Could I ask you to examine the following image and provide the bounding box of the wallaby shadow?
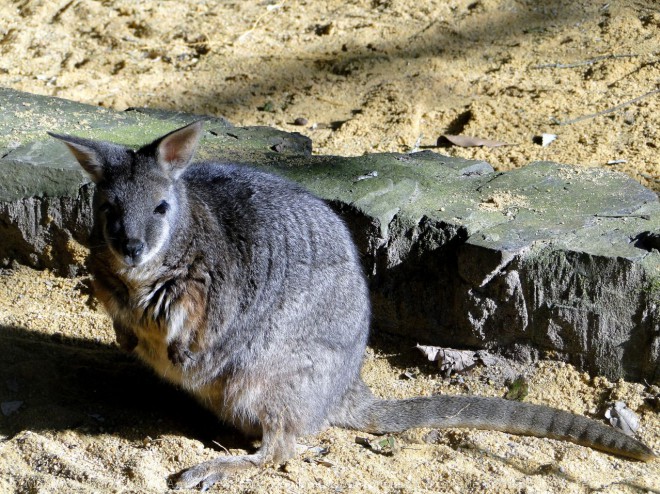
[0,325,250,450]
[0,321,436,437]
[0,321,446,469]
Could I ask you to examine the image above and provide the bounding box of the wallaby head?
[50,122,203,268]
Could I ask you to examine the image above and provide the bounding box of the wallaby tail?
[336,392,655,461]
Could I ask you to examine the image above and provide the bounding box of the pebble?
[293,117,308,126]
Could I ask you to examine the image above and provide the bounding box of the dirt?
[0,0,659,493]
[0,266,658,493]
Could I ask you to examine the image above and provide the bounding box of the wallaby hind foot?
[172,425,297,490]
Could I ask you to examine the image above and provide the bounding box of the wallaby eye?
[154,200,169,215]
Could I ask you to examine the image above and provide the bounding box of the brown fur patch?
[90,246,210,368]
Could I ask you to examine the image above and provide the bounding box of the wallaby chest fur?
[50,122,655,490]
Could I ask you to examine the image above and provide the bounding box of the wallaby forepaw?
[113,324,138,352]
[170,461,225,491]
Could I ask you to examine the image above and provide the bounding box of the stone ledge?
[0,88,658,382]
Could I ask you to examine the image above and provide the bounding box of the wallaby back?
[51,122,655,490]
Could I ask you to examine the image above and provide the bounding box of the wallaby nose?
[123,239,145,259]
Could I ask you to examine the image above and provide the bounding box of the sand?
[0,0,658,492]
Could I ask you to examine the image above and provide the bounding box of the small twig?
[607,59,660,88]
[531,54,638,70]
[211,440,232,455]
[272,471,298,485]
[124,34,226,53]
[409,19,445,42]
[236,1,286,43]
[475,172,505,192]
[594,214,651,220]
[556,88,660,126]
[316,96,346,107]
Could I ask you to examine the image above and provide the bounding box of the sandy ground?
[0,266,658,493]
[1,1,659,191]
[0,0,659,492]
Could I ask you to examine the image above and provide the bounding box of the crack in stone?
[475,172,506,192]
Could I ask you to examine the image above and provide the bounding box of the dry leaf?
[605,401,640,437]
[400,370,417,380]
[416,345,482,377]
[415,345,495,377]
[416,344,444,362]
[301,445,334,467]
[355,436,398,455]
[437,134,510,148]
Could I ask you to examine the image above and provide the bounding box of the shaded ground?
[0,0,659,492]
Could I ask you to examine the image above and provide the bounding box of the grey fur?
[50,123,656,490]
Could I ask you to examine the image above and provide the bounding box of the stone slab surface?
[0,88,658,382]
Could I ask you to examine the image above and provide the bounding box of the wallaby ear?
[48,132,106,183]
[155,121,204,178]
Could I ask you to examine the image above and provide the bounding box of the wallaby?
[50,122,655,490]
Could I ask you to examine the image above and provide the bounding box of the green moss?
[647,277,660,302]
